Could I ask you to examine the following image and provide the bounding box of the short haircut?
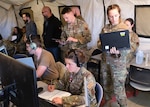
[26,35,42,48]
[43,6,51,13]
[61,7,72,15]
[22,12,31,18]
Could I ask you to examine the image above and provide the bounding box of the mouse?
[37,87,43,94]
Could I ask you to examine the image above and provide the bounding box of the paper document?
[38,90,71,101]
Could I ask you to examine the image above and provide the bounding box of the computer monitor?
[0,45,8,55]
[0,53,39,107]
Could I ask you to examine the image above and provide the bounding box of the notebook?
[99,30,130,52]
[38,89,71,101]
[16,57,35,69]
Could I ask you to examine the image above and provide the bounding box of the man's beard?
[24,20,28,24]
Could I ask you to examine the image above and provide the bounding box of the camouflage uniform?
[60,18,91,62]
[98,21,130,107]
[76,15,85,21]
[126,31,139,68]
[0,40,16,56]
[55,67,97,107]
[126,31,139,85]
[16,34,27,54]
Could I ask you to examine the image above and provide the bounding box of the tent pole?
[102,0,106,25]
[37,0,39,4]
[12,5,19,26]
[40,0,45,6]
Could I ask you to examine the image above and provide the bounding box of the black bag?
[129,65,150,86]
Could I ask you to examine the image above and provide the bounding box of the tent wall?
[0,0,150,50]
[0,7,17,39]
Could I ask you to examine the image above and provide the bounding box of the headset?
[29,35,37,50]
[71,49,80,67]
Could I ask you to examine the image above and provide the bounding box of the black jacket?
[42,14,62,48]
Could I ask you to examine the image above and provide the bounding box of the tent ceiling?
[0,0,33,6]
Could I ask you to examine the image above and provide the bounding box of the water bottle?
[136,50,144,64]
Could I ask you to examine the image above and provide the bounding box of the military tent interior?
[0,0,150,107]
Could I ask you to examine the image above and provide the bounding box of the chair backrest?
[56,61,67,80]
[129,65,150,91]
[95,82,103,107]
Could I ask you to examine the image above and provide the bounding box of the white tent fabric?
[0,7,17,39]
[0,0,150,50]
[0,1,12,10]
[0,0,33,6]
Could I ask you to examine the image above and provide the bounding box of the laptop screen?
[99,30,130,52]
[0,45,8,55]
[84,77,89,106]
[16,57,35,69]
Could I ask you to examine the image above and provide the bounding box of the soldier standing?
[98,4,130,107]
[22,12,37,41]
[58,7,91,63]
[42,6,62,62]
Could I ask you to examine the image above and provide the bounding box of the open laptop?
[0,45,8,55]
[99,30,130,52]
[16,57,35,69]
[84,77,89,107]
